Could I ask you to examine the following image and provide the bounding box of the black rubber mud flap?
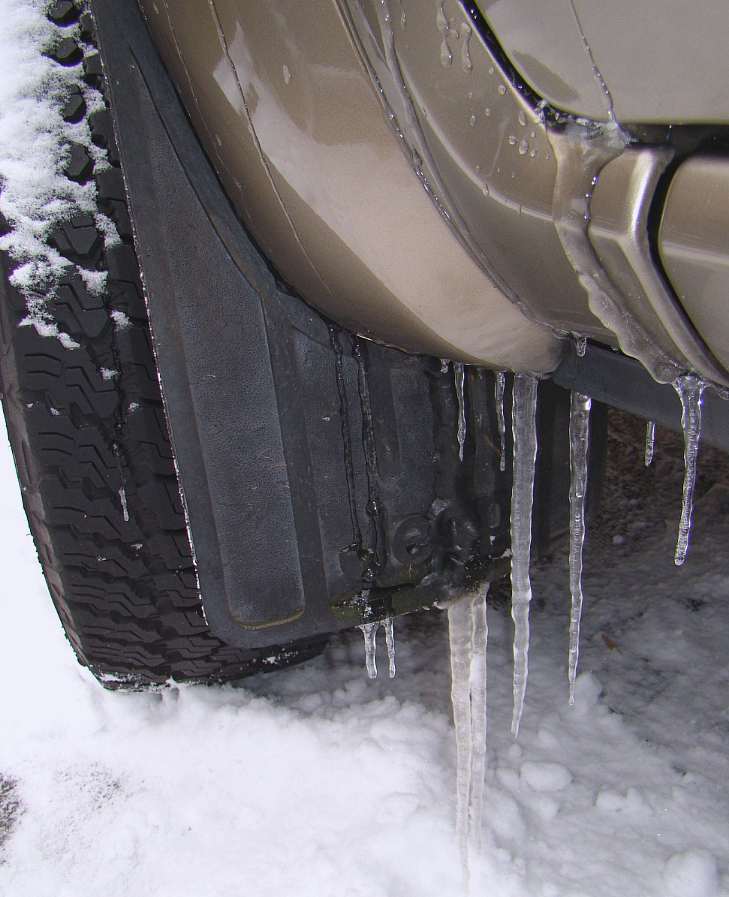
[91,0,581,650]
[93,0,336,646]
[0,1,330,685]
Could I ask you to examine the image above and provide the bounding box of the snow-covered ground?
[1,398,729,897]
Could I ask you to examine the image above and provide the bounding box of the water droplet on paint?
[518,110,527,127]
[460,23,473,73]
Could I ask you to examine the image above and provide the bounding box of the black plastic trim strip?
[554,344,729,452]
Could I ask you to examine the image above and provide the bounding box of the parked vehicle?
[1,0,727,687]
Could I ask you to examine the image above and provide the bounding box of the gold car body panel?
[482,0,729,125]
[659,157,729,373]
[140,0,563,370]
[139,0,729,385]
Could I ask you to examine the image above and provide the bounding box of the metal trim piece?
[554,345,729,452]
[588,146,729,386]
[659,155,729,375]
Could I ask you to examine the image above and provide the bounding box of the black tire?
[0,2,327,688]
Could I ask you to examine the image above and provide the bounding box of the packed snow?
[2,405,729,896]
[0,0,115,333]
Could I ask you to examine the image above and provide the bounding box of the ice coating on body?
[568,391,591,704]
[454,362,466,461]
[495,371,506,472]
[673,375,705,566]
[645,420,656,467]
[510,373,538,737]
[447,585,489,886]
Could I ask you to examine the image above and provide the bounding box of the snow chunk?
[520,761,572,792]
[595,787,652,815]
[110,309,132,331]
[79,268,108,296]
[569,671,602,714]
[58,331,80,350]
[663,849,719,897]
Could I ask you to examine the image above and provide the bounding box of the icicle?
[118,485,129,522]
[440,357,451,373]
[673,375,706,566]
[575,334,587,357]
[454,362,467,461]
[448,598,472,884]
[447,584,489,886]
[495,372,506,472]
[469,591,488,853]
[644,420,656,467]
[510,373,538,736]
[359,619,396,679]
[359,622,378,678]
[383,617,396,678]
[567,391,591,704]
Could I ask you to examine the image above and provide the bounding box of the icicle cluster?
[567,392,591,703]
[509,373,538,736]
[447,585,489,887]
[358,618,396,678]
[673,375,705,566]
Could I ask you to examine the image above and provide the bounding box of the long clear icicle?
[495,372,507,471]
[673,375,705,566]
[469,593,488,853]
[510,373,538,737]
[568,391,591,704]
[448,598,473,884]
[447,584,489,887]
[644,421,655,467]
[454,362,467,461]
[383,617,396,678]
